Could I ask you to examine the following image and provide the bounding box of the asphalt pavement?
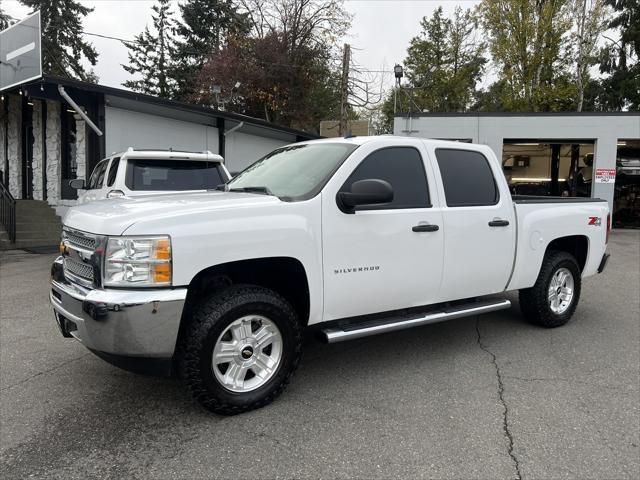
[1,231,638,479]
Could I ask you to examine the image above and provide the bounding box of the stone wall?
[45,100,61,205]
[74,115,86,182]
[0,101,6,182]
[7,95,22,198]
[31,100,44,200]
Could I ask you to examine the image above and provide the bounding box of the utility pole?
[339,43,350,137]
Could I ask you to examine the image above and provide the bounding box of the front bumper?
[50,256,187,375]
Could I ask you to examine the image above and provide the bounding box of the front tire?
[519,251,582,328]
[178,285,302,415]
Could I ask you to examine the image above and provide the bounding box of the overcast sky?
[2,0,481,93]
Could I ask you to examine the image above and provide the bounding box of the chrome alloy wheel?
[212,315,283,393]
[548,267,575,314]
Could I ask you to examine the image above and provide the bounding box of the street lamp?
[393,64,404,115]
[394,64,404,84]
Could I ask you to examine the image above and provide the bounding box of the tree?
[479,0,575,111]
[191,0,351,132]
[403,7,486,112]
[20,0,97,80]
[123,0,177,98]
[598,0,640,110]
[570,0,609,111]
[0,2,15,30]
[172,0,250,99]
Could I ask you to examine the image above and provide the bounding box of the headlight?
[104,236,172,287]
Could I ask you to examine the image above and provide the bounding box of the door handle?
[488,219,510,227]
[412,224,439,232]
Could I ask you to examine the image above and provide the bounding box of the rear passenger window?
[341,147,430,209]
[106,157,121,187]
[435,149,498,206]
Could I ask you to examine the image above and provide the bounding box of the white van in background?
[70,148,230,204]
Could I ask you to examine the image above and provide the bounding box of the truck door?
[321,144,444,321]
[432,147,516,300]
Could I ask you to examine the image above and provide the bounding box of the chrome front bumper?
[50,257,187,371]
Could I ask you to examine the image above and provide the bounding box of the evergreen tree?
[123,0,177,98]
[1,2,15,30]
[403,6,486,112]
[598,0,640,109]
[20,0,98,80]
[173,0,249,98]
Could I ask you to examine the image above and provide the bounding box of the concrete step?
[3,200,63,250]
[16,221,60,229]
[0,238,60,251]
[16,231,61,241]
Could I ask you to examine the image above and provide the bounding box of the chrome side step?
[320,299,511,343]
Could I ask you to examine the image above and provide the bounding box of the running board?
[320,299,511,343]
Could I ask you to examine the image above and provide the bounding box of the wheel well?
[546,235,588,271]
[181,257,311,327]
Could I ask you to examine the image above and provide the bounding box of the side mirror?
[69,179,86,190]
[337,178,394,212]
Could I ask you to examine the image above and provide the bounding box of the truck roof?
[298,135,483,150]
[109,148,224,162]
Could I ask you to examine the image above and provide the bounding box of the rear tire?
[178,285,302,415]
[519,251,581,328]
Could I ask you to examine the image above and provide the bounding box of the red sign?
[595,168,616,183]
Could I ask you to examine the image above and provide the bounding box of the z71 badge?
[588,216,602,226]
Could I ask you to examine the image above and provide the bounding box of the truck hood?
[63,191,281,235]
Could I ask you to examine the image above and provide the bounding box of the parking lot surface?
[1,231,638,479]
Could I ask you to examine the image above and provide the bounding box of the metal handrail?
[0,177,16,243]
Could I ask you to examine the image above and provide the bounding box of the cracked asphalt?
[1,230,639,479]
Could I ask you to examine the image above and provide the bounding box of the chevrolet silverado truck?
[50,136,611,415]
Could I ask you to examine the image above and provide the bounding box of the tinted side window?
[435,149,498,207]
[106,157,121,187]
[87,160,108,189]
[340,147,430,209]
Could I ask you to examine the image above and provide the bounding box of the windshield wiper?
[227,186,275,196]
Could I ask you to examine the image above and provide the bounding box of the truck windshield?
[125,159,225,191]
[226,143,358,200]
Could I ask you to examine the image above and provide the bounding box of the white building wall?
[105,107,219,156]
[394,114,640,209]
[224,131,290,173]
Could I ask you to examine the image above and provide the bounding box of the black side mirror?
[337,179,394,213]
[69,179,86,190]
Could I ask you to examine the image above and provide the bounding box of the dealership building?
[0,75,318,248]
[394,112,640,228]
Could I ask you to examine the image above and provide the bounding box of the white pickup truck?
[70,149,229,204]
[50,136,610,415]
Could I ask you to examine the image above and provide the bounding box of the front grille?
[64,229,96,251]
[64,257,94,283]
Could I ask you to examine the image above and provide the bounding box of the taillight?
[606,213,611,244]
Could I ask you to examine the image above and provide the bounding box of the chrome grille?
[64,257,94,283]
[63,229,96,252]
